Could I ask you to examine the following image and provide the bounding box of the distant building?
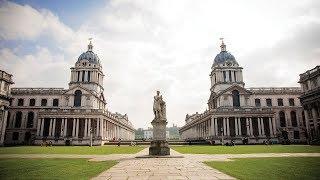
[180,40,306,144]
[299,66,320,142]
[143,127,169,140]
[0,70,14,146]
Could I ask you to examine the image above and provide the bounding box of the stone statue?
[153,91,166,121]
[149,90,170,156]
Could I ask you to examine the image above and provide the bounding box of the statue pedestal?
[149,119,170,156]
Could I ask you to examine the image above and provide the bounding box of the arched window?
[232,90,240,107]
[26,112,34,128]
[15,111,22,128]
[74,90,82,107]
[291,111,298,127]
[279,111,286,127]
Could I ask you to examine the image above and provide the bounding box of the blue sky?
[11,0,102,29]
[0,0,319,128]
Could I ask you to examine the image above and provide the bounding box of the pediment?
[216,84,252,98]
[63,85,93,95]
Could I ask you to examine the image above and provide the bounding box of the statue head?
[156,91,160,95]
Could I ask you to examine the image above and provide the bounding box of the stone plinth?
[149,119,170,156]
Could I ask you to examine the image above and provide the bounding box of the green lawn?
[0,146,144,155]
[0,158,117,179]
[205,157,320,180]
[172,145,320,154]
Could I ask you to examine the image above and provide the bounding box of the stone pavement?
[93,148,235,180]
[1,148,320,180]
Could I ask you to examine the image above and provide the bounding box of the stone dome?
[213,40,238,66]
[213,51,238,65]
[77,51,100,64]
[77,40,100,65]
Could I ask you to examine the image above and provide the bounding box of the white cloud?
[0,0,319,128]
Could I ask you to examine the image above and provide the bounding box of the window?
[266,99,272,107]
[294,131,300,139]
[53,99,59,107]
[18,98,24,106]
[29,99,35,106]
[223,71,226,82]
[41,99,47,106]
[277,98,284,106]
[12,132,19,140]
[232,90,240,107]
[289,98,295,106]
[279,111,286,127]
[255,99,261,107]
[74,90,82,107]
[26,112,34,128]
[291,111,298,127]
[229,70,232,82]
[15,111,22,128]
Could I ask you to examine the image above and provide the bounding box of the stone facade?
[4,41,135,145]
[0,70,14,146]
[299,66,320,142]
[179,41,306,144]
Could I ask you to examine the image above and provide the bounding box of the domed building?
[180,40,306,144]
[4,41,135,145]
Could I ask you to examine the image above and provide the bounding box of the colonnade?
[181,116,277,140]
[36,117,134,140]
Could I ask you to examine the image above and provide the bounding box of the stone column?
[36,118,41,136]
[76,118,79,138]
[238,118,242,136]
[96,119,99,137]
[79,71,83,82]
[269,117,273,137]
[64,118,68,137]
[249,118,253,136]
[261,118,265,136]
[48,118,53,137]
[88,118,91,137]
[272,117,276,135]
[223,118,226,136]
[214,118,218,136]
[258,118,262,136]
[72,118,76,137]
[0,110,8,144]
[226,117,230,136]
[84,71,88,82]
[106,121,109,140]
[100,118,103,138]
[246,117,250,136]
[235,117,238,136]
[211,117,215,136]
[60,118,65,137]
[40,118,44,137]
[84,119,88,137]
[52,118,56,137]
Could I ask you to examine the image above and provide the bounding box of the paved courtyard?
[1,147,320,180]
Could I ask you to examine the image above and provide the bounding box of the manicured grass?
[0,146,144,155]
[0,158,117,179]
[205,157,320,180]
[172,145,320,154]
